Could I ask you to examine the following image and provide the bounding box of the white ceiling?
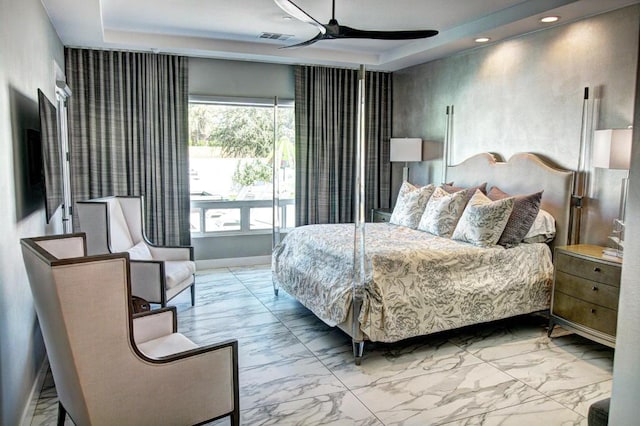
[41,0,639,71]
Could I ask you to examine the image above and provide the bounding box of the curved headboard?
[446,153,574,251]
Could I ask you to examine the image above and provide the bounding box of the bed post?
[352,64,367,365]
[272,95,281,297]
[352,297,365,365]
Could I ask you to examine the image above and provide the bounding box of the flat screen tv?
[37,89,63,223]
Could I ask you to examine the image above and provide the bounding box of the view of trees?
[189,103,295,188]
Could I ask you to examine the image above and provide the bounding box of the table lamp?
[390,138,422,182]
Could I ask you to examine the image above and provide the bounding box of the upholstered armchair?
[21,233,239,426]
[76,196,195,307]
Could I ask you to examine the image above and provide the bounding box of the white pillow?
[417,187,468,237]
[522,209,556,243]
[390,182,435,229]
[127,241,153,260]
[452,190,515,247]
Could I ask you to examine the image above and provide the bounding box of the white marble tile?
[552,380,612,417]
[321,336,485,389]
[196,270,239,283]
[441,397,585,425]
[253,289,309,312]
[196,267,233,279]
[229,265,272,281]
[178,292,271,320]
[353,362,545,425]
[240,356,347,408]
[285,316,353,359]
[489,346,613,398]
[240,391,382,425]
[234,330,315,368]
[179,311,285,342]
[271,305,318,328]
[448,318,586,362]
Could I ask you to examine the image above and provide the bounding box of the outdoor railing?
[190,197,295,235]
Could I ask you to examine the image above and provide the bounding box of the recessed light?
[475,37,491,43]
[540,16,560,23]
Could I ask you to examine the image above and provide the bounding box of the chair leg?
[57,401,66,426]
[190,283,195,306]
[230,411,240,426]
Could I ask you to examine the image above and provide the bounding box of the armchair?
[76,196,195,307]
[21,233,239,426]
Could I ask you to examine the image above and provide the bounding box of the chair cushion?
[164,261,196,289]
[136,333,198,358]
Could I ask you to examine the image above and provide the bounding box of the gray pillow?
[487,186,543,247]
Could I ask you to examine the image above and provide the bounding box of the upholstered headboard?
[446,153,574,251]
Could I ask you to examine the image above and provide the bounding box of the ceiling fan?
[274,0,439,48]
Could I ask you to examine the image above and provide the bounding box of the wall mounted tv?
[37,89,63,223]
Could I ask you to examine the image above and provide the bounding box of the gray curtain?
[65,48,190,245]
[295,65,391,225]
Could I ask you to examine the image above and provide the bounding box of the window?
[188,97,295,235]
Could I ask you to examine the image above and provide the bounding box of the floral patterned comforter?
[272,223,553,342]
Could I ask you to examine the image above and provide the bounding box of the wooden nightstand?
[370,208,392,223]
[548,244,622,347]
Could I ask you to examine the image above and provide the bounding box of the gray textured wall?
[0,0,65,423]
[610,34,640,424]
[188,58,295,260]
[393,5,639,246]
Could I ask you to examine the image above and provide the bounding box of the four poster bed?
[272,152,574,364]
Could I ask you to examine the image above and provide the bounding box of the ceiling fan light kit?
[274,0,438,48]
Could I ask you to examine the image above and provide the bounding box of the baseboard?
[20,356,49,426]
[196,255,271,270]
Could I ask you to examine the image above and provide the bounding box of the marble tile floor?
[30,265,614,425]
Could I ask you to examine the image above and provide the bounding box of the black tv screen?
[37,89,63,223]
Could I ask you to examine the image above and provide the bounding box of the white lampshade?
[593,129,633,170]
[390,138,422,162]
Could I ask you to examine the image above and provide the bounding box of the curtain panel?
[65,48,190,245]
[294,65,391,225]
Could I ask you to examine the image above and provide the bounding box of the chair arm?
[154,339,238,364]
[127,339,240,423]
[147,245,194,261]
[132,307,177,344]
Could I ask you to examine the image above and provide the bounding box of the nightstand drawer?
[553,292,617,336]
[554,271,619,310]
[555,252,621,286]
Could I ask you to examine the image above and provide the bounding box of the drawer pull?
[592,286,598,291]
[593,267,601,272]
[591,308,596,314]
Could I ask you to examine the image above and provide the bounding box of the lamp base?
[402,164,409,182]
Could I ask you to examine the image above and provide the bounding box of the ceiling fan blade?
[274,0,327,35]
[338,25,438,40]
[280,32,326,49]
